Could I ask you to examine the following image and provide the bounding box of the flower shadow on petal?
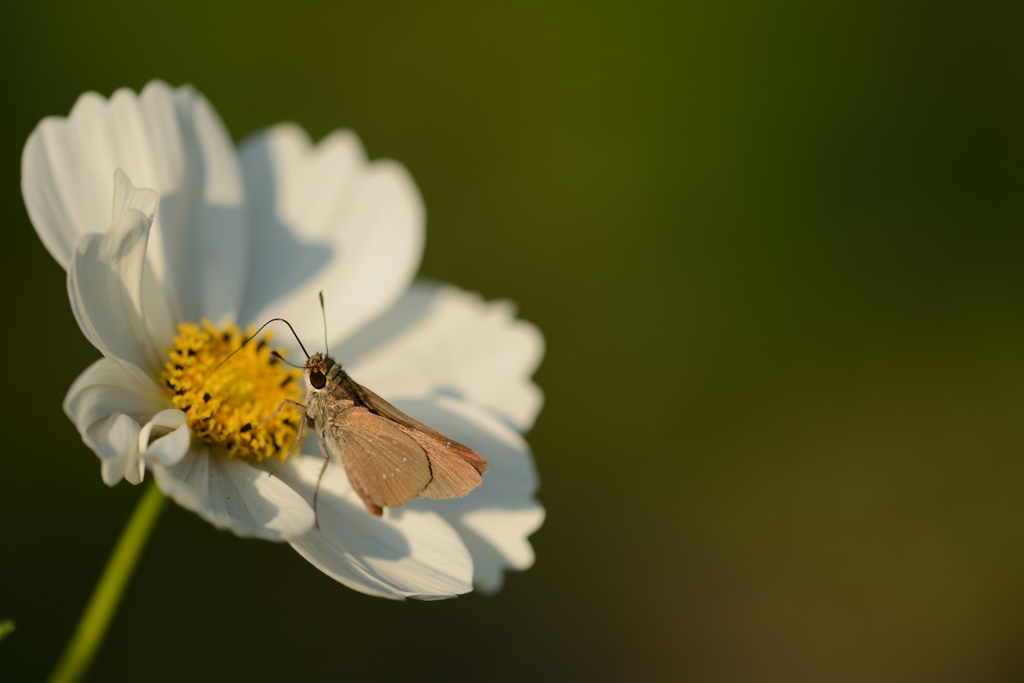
[276,456,412,560]
[153,450,315,540]
[235,136,332,323]
[155,193,255,324]
[315,479,413,561]
[334,282,444,365]
[130,82,250,326]
[285,451,475,598]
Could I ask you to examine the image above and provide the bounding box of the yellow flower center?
[160,321,305,461]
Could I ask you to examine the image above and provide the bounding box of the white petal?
[398,397,544,593]
[22,80,247,323]
[67,197,163,379]
[112,168,158,223]
[150,448,315,541]
[112,168,177,353]
[64,357,171,432]
[343,281,545,431]
[91,413,145,487]
[279,454,473,600]
[237,124,423,350]
[137,409,190,467]
[63,357,171,486]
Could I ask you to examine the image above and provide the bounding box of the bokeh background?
[2,3,1024,681]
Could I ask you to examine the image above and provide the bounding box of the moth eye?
[309,370,327,389]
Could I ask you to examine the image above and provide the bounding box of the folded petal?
[64,355,172,487]
[90,413,145,487]
[149,448,315,541]
[342,281,545,431]
[64,357,171,432]
[397,397,544,593]
[137,409,190,467]
[67,191,164,379]
[279,454,473,600]
[237,124,424,350]
[86,409,190,487]
[112,167,158,224]
[22,80,247,324]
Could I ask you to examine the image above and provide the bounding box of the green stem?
[48,481,167,683]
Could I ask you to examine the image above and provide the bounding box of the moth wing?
[405,427,484,500]
[327,407,432,510]
[351,382,489,500]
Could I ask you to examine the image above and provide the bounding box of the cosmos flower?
[22,80,544,599]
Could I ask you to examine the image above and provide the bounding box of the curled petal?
[343,281,544,431]
[64,358,171,486]
[149,448,315,541]
[278,454,474,600]
[22,80,247,324]
[67,183,164,380]
[91,413,145,487]
[138,409,190,467]
[111,168,158,224]
[237,124,424,350]
[64,357,170,429]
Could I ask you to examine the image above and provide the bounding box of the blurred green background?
[2,3,1024,681]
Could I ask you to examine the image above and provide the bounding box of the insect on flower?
[28,81,544,597]
[222,294,488,523]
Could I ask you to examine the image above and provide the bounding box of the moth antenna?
[271,351,305,369]
[319,291,328,357]
[203,318,311,385]
[266,318,312,359]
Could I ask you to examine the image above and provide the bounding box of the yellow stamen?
[160,321,304,462]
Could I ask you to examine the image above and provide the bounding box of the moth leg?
[311,436,333,530]
[268,417,305,477]
[257,399,306,426]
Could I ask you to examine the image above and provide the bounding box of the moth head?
[304,352,338,391]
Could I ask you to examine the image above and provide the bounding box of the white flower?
[22,80,544,599]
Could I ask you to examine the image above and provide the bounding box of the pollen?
[160,321,304,462]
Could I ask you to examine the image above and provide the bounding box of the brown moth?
[247,298,487,521]
[295,350,489,517]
